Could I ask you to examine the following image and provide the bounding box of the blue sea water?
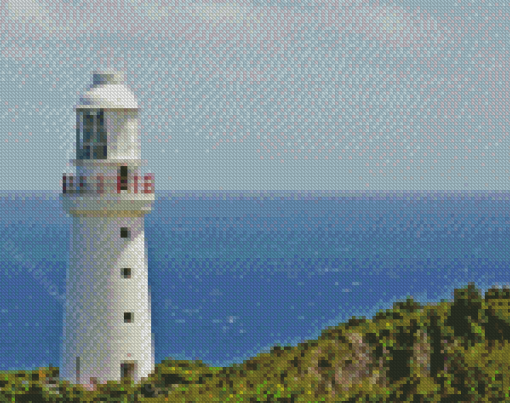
[0,190,509,373]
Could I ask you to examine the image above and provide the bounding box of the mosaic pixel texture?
[0,0,509,397]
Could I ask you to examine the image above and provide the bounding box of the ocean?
[0,190,509,372]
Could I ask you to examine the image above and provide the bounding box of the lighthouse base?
[60,213,155,389]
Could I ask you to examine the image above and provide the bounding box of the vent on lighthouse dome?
[93,71,125,85]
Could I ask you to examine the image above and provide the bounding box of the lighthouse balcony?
[62,173,154,195]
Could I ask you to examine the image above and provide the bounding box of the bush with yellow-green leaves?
[2,283,510,401]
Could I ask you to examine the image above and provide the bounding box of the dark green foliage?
[485,313,510,345]
[427,309,445,379]
[375,310,404,321]
[439,396,467,402]
[385,319,420,384]
[161,372,187,386]
[5,283,510,401]
[6,384,46,402]
[446,283,485,345]
[140,381,159,398]
[393,296,423,313]
[484,285,510,301]
[317,358,331,369]
[483,285,510,350]
[347,316,368,327]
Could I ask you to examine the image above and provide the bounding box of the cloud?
[2,0,440,49]
[4,0,57,33]
[6,0,48,19]
[126,1,262,33]
[190,3,261,32]
[378,11,405,34]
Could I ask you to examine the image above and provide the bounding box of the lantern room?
[74,71,141,161]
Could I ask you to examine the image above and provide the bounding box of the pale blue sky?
[0,0,508,191]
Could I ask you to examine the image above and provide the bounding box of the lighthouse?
[60,71,155,389]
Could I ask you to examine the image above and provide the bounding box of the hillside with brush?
[2,283,510,401]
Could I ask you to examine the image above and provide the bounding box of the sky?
[0,0,508,191]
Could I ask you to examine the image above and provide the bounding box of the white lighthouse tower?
[60,71,155,389]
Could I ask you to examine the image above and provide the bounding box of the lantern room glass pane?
[77,109,107,160]
[93,110,107,159]
[76,112,82,160]
[83,112,94,144]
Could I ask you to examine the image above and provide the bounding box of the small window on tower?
[124,312,134,323]
[120,227,130,238]
[121,362,135,380]
[121,268,132,278]
[120,166,128,191]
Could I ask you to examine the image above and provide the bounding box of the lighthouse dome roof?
[75,70,138,110]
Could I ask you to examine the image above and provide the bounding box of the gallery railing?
[62,174,155,194]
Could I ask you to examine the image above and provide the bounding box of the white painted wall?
[61,215,154,386]
[105,111,141,161]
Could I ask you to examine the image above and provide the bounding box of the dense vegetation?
[3,283,510,401]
